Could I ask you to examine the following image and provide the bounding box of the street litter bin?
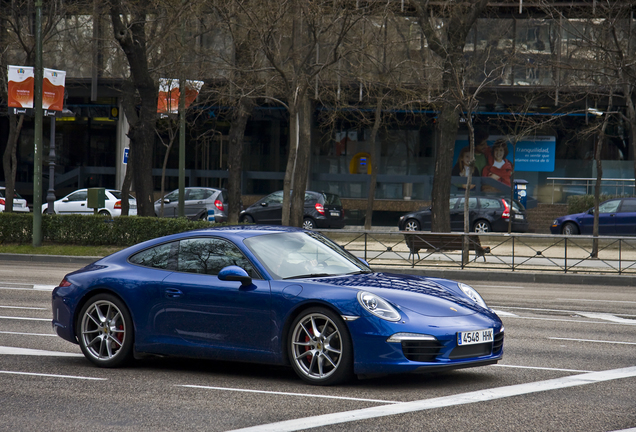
[513,179,528,208]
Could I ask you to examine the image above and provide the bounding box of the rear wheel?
[302,218,316,230]
[288,307,353,386]
[404,219,421,231]
[242,214,254,223]
[473,220,491,233]
[562,222,579,235]
[77,294,134,368]
[98,210,111,217]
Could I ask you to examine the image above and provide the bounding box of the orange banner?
[8,66,34,109]
[42,68,66,111]
[157,78,204,115]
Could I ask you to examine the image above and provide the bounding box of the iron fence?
[319,229,636,275]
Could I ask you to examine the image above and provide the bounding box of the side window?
[129,242,177,270]
[449,198,459,208]
[68,191,87,201]
[264,191,284,205]
[619,200,636,213]
[456,198,478,209]
[188,189,212,200]
[599,200,621,213]
[480,198,501,209]
[178,238,257,277]
[165,191,179,201]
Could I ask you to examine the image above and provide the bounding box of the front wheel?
[302,218,316,230]
[288,307,353,386]
[473,220,491,233]
[241,214,254,224]
[77,294,134,368]
[562,222,579,235]
[404,219,421,231]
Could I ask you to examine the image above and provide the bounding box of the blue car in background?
[52,226,503,386]
[550,198,636,235]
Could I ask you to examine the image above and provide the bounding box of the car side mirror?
[164,199,170,204]
[261,202,268,207]
[62,198,69,202]
[587,208,594,215]
[358,257,370,267]
[218,266,252,287]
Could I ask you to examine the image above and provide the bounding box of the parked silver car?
[154,187,228,222]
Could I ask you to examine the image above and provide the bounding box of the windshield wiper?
[346,270,372,275]
[284,273,333,280]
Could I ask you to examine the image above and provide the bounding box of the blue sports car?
[52,226,504,385]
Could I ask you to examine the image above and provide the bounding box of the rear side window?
[129,242,177,270]
[178,238,257,277]
[620,199,636,213]
[480,198,501,209]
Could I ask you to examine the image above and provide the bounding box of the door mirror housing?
[218,266,252,287]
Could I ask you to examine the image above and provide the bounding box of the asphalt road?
[0,260,634,432]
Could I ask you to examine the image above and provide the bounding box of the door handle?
[165,288,183,298]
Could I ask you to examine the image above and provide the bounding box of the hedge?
[566,194,619,214]
[0,213,224,246]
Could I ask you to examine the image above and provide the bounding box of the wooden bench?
[404,233,490,262]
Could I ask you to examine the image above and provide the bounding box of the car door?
[253,191,284,224]
[59,190,90,214]
[157,237,272,353]
[184,188,213,219]
[614,199,636,235]
[453,197,477,231]
[160,190,180,217]
[579,199,620,235]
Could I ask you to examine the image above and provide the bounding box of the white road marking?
[0,346,83,357]
[549,337,636,346]
[493,364,593,373]
[34,285,56,291]
[0,305,47,310]
[498,315,630,325]
[577,312,636,325]
[491,305,636,317]
[180,385,401,404]
[558,298,636,304]
[227,366,636,432]
[0,316,50,322]
[491,309,518,317]
[0,370,104,380]
[0,331,57,337]
[473,285,526,289]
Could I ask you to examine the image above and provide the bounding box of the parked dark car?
[154,187,229,222]
[550,197,636,235]
[240,190,345,230]
[398,196,529,233]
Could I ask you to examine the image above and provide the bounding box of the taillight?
[0,198,4,205]
[214,199,224,211]
[315,203,325,215]
[58,278,72,287]
[501,199,510,219]
[114,200,121,209]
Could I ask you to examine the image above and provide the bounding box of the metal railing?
[547,177,636,204]
[320,229,636,275]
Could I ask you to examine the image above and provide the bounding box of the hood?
[314,272,480,317]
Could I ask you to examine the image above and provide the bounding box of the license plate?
[330,211,340,217]
[515,214,524,220]
[457,328,493,346]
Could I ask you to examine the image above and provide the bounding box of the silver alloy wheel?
[405,219,420,231]
[473,220,491,233]
[302,218,315,230]
[290,312,343,382]
[80,299,127,362]
[562,222,579,235]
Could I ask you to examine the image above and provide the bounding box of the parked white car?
[42,189,137,217]
[0,187,30,212]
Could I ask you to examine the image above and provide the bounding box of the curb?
[0,253,100,265]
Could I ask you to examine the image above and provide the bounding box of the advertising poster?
[42,68,66,112]
[8,66,34,111]
[157,78,204,116]
[453,135,555,187]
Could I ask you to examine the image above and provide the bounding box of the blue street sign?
[123,148,129,164]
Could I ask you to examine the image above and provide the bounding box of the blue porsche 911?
[52,226,504,385]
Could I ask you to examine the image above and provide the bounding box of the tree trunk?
[2,115,23,213]
[227,98,253,224]
[290,92,312,227]
[282,99,299,226]
[432,101,460,232]
[364,99,383,230]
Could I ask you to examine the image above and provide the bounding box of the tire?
[404,219,421,231]
[302,218,316,230]
[288,307,353,386]
[562,222,579,235]
[242,214,254,224]
[473,220,491,233]
[98,210,111,217]
[77,293,134,368]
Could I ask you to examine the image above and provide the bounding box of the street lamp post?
[46,108,73,214]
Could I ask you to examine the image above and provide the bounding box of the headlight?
[458,283,487,308]
[357,291,401,322]
[552,219,558,225]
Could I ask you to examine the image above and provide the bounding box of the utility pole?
[33,0,43,246]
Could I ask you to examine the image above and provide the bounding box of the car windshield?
[244,231,370,280]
